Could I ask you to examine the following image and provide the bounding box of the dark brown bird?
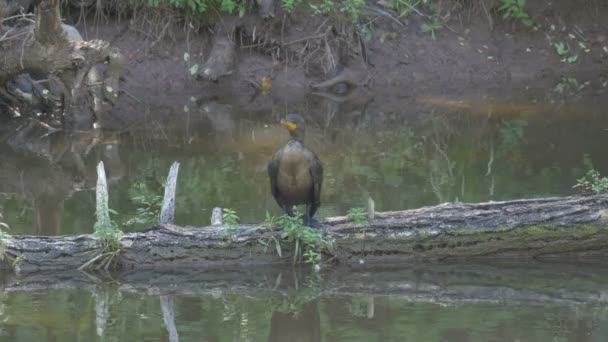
[268,114,323,227]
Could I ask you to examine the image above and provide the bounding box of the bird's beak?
[280,119,297,131]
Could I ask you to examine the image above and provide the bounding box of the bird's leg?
[282,204,296,217]
[303,203,321,228]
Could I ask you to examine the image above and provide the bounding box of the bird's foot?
[303,216,322,229]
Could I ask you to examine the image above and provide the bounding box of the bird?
[268,114,323,228]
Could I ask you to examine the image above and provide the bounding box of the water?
[2,94,608,341]
[1,261,608,341]
[1,95,608,235]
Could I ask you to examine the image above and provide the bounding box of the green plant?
[282,0,302,12]
[271,214,333,267]
[339,0,365,22]
[222,208,240,235]
[146,0,246,14]
[420,17,443,40]
[80,190,123,272]
[309,0,334,15]
[392,0,422,18]
[553,42,578,63]
[564,55,578,64]
[574,169,608,194]
[553,77,582,95]
[554,42,569,56]
[498,0,533,26]
[347,207,368,226]
[307,0,364,22]
[258,211,284,256]
[0,211,26,269]
[303,249,322,264]
[124,181,163,227]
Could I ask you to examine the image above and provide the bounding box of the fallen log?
[3,160,608,273]
[4,191,608,273]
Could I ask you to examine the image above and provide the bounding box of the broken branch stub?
[159,162,180,225]
[95,161,112,234]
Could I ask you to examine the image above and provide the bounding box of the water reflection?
[268,302,321,342]
[0,122,125,235]
[1,94,608,235]
[1,261,608,341]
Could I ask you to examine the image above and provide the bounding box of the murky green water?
[2,95,608,341]
[2,95,608,235]
[2,261,608,341]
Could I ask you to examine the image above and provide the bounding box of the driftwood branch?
[4,193,608,273]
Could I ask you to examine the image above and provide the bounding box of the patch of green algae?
[446,224,602,239]
[339,224,608,257]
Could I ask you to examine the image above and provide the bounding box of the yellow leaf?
[261,76,271,96]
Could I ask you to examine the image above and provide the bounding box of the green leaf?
[275,240,282,257]
[566,55,578,63]
[420,23,432,33]
[189,64,199,75]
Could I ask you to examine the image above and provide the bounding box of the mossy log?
[4,194,608,273]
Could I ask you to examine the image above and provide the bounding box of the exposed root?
[78,244,121,272]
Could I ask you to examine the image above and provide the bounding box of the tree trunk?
[4,194,608,273]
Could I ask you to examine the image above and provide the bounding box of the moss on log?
[3,194,608,273]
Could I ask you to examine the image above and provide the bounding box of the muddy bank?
[2,1,607,129]
[62,0,608,128]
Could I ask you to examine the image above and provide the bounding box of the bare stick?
[159,162,180,224]
[211,207,222,226]
[96,161,111,234]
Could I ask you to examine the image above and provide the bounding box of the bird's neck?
[289,133,305,142]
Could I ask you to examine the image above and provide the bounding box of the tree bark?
[4,194,608,273]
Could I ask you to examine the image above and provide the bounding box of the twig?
[281,14,287,46]
[397,0,426,17]
[0,28,14,41]
[314,18,330,35]
[0,30,29,43]
[0,13,34,23]
[19,31,29,69]
[480,0,493,31]
[362,6,404,27]
[283,34,326,46]
[119,89,143,103]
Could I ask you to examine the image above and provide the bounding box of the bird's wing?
[309,151,323,206]
[267,149,282,203]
